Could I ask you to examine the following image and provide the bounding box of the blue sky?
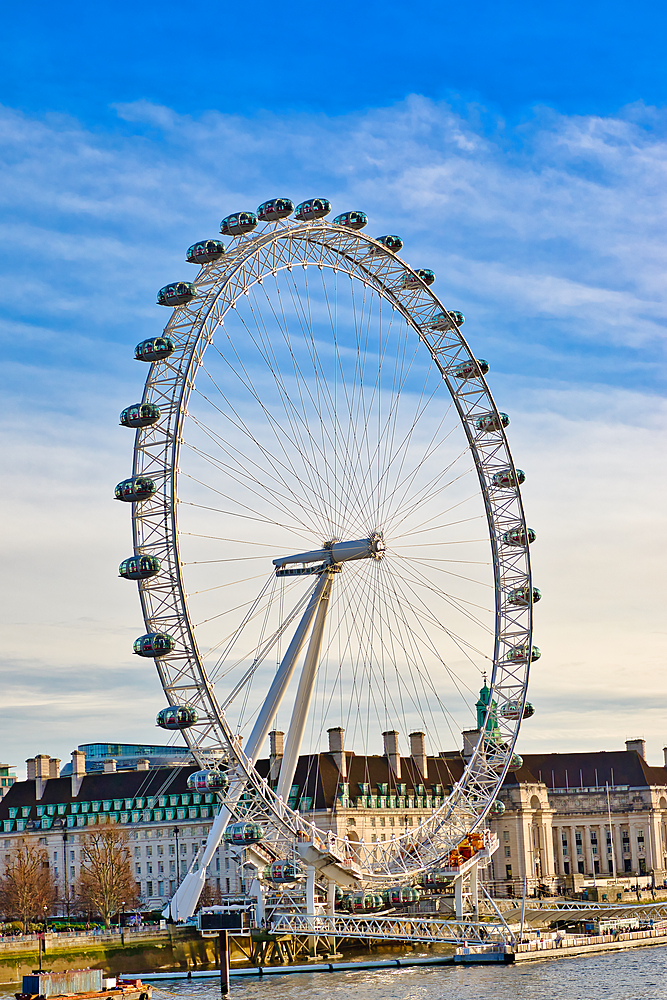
[4,0,667,124]
[1,1,666,773]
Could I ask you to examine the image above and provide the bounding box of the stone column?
[647,811,662,875]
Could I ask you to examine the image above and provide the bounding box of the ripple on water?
[120,945,667,1000]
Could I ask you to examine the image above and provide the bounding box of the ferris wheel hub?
[272,532,386,574]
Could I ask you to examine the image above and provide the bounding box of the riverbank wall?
[0,929,222,985]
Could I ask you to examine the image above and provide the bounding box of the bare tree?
[0,842,56,932]
[198,880,222,909]
[75,824,139,928]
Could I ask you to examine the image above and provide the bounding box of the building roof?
[508,750,667,790]
[2,746,664,826]
[0,765,198,818]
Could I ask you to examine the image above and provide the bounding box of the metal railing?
[270,912,511,946]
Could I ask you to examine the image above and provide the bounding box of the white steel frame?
[127,216,534,884]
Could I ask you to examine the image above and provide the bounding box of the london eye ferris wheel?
[116,197,538,918]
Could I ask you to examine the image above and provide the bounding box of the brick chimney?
[104,759,117,773]
[409,732,428,780]
[136,759,150,771]
[269,731,284,781]
[49,758,61,779]
[626,739,646,759]
[26,758,36,781]
[328,727,347,779]
[71,750,86,797]
[462,728,480,760]
[34,755,50,779]
[30,755,50,800]
[664,747,667,768]
[383,730,401,780]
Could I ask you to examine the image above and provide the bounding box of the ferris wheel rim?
[127,217,534,881]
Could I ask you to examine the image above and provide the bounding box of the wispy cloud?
[1,97,666,769]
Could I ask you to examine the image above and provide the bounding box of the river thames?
[145,946,667,1000]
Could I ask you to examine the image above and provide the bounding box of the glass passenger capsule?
[491,468,525,489]
[351,892,375,912]
[508,752,524,772]
[220,212,258,237]
[475,411,510,433]
[187,769,229,793]
[294,198,331,221]
[333,210,368,230]
[257,198,294,222]
[224,821,265,845]
[133,632,175,657]
[489,799,506,816]
[119,554,161,580]
[135,337,175,363]
[186,240,226,265]
[507,585,541,606]
[500,700,536,720]
[157,283,196,307]
[266,860,300,882]
[427,310,464,330]
[402,268,435,288]
[120,403,161,428]
[114,477,157,502]
[156,705,198,730]
[502,526,536,546]
[370,234,403,253]
[505,644,541,663]
[452,358,489,380]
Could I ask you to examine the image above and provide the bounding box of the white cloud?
[1,96,666,771]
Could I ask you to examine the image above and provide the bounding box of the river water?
[147,946,667,1000]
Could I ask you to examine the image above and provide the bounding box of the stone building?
[1,730,666,914]
[0,752,237,913]
[490,738,667,893]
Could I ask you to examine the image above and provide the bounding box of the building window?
[158,882,164,896]
[136,865,141,876]
[503,831,509,842]
[146,881,153,896]
[563,862,570,875]
[504,847,511,858]
[578,861,584,874]
[226,878,230,894]
[505,865,512,880]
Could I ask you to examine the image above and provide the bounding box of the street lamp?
[173,826,180,887]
